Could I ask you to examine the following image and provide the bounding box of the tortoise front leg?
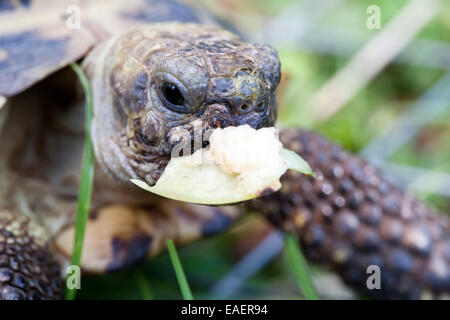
[248,129,450,299]
[0,209,63,300]
[54,202,241,273]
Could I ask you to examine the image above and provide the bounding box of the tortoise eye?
[162,83,185,106]
[156,73,193,113]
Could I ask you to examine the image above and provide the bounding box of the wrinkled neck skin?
[84,23,280,187]
[85,36,169,187]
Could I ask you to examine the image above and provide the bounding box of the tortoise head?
[85,23,281,186]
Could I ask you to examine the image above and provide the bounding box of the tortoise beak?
[167,101,270,158]
[201,103,240,129]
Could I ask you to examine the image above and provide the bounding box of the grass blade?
[284,232,319,300]
[166,239,194,300]
[134,269,153,300]
[66,63,95,300]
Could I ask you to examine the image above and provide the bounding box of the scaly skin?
[0,210,62,300]
[249,130,450,299]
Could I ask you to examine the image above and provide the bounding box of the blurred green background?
[79,0,450,299]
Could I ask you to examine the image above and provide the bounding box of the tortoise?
[0,0,449,300]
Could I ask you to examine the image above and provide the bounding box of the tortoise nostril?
[256,102,265,112]
[231,100,261,116]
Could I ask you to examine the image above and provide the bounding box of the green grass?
[66,63,95,300]
[134,269,153,300]
[167,239,194,300]
[284,233,319,300]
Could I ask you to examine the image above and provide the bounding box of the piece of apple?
[131,125,313,205]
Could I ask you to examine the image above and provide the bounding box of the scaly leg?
[248,129,450,299]
[0,209,62,299]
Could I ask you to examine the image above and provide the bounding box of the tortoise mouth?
[165,102,272,160]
